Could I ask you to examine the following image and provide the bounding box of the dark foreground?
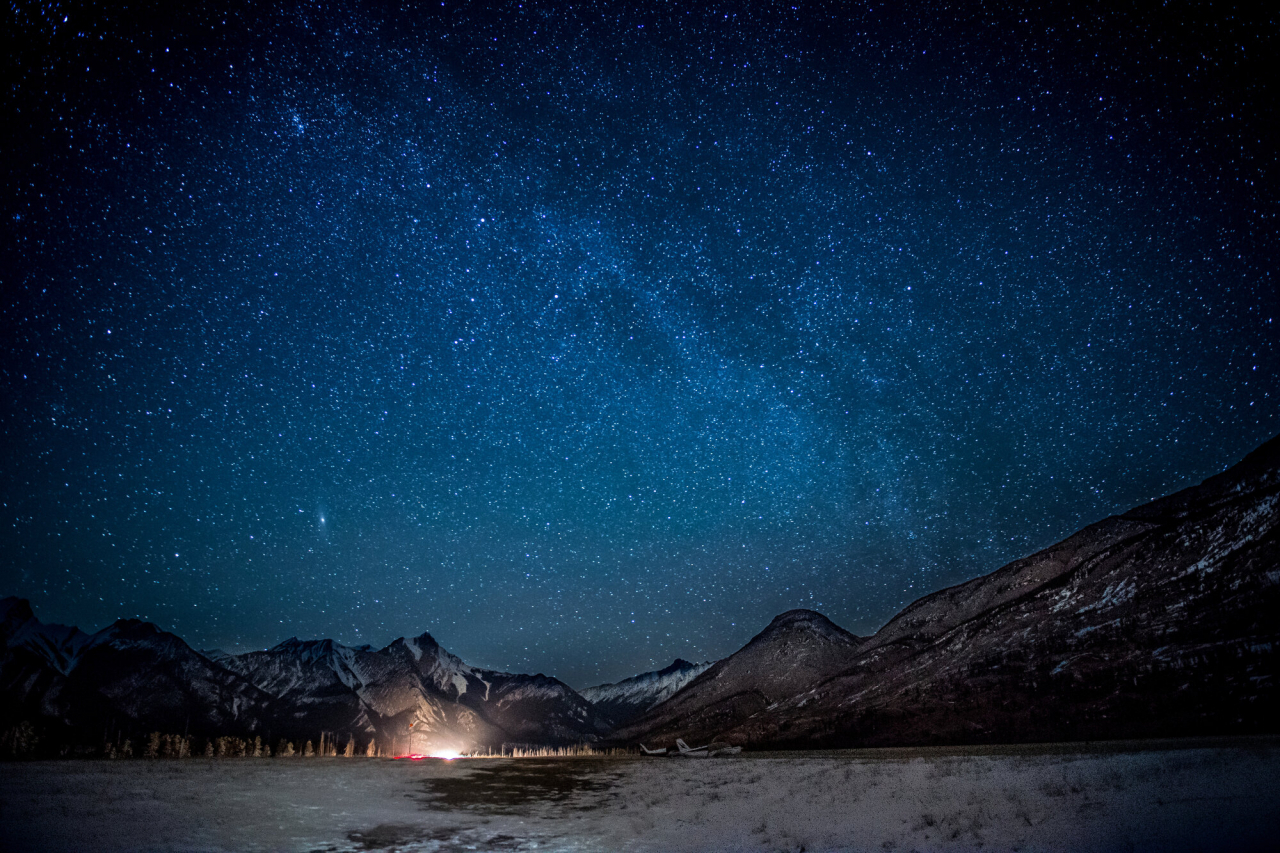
[2,739,1278,852]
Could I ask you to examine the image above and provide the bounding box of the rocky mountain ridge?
[622,434,1280,748]
[0,600,609,755]
[580,658,712,726]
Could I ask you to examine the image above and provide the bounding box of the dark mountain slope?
[0,601,273,743]
[613,609,863,744]
[627,435,1280,748]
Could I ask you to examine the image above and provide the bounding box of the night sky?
[3,1,1276,688]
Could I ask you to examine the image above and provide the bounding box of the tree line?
[0,720,386,760]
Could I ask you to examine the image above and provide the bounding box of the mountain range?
[3,434,1277,755]
[0,601,612,755]
[618,433,1280,748]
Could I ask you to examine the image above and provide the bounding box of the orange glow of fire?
[393,750,462,761]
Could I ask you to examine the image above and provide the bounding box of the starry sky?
[2,0,1277,688]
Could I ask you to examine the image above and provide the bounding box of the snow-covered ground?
[2,740,1277,852]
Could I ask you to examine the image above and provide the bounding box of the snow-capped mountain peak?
[581,658,713,725]
[0,597,92,675]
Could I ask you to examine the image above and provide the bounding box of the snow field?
[1,741,1277,852]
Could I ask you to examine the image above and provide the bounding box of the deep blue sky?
[3,0,1276,687]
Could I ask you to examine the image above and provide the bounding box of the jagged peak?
[83,618,186,656]
[616,659,709,684]
[409,630,441,652]
[0,596,36,643]
[384,632,471,678]
[272,636,338,649]
[583,659,710,692]
[101,617,163,636]
[382,631,442,661]
[408,632,475,676]
[0,595,34,622]
[266,636,352,665]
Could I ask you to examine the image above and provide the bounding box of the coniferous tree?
[365,739,376,758]
[303,740,315,757]
[121,738,133,758]
[0,721,40,758]
[145,732,162,759]
[343,736,354,757]
[203,740,214,758]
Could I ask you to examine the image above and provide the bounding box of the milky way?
[3,1,1276,686]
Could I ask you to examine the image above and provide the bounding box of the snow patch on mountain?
[1183,493,1277,577]
[6,616,91,675]
[581,659,712,724]
[494,682,570,706]
[403,633,479,699]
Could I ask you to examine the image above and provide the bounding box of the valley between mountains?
[3,435,1277,756]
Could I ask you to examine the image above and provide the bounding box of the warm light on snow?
[395,750,463,761]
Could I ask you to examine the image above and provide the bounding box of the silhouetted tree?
[2,721,40,758]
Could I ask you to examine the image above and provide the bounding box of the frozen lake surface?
[2,740,1278,852]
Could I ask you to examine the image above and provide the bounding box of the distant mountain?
[624,434,1280,748]
[580,659,712,725]
[0,601,609,755]
[222,630,609,752]
[0,599,274,744]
